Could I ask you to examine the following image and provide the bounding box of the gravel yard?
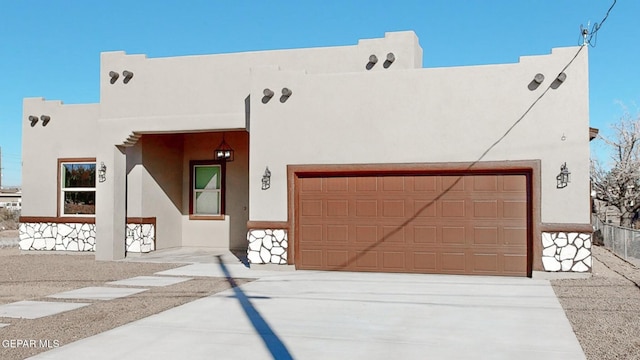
[0,231,250,359]
[552,245,640,360]
[1,229,640,359]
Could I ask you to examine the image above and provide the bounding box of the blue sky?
[0,0,636,187]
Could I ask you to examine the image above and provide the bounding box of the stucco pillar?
[96,145,127,260]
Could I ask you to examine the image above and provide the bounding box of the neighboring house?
[20,31,593,276]
[0,190,21,211]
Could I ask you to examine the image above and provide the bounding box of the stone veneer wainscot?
[19,222,155,253]
[247,229,288,264]
[541,232,592,272]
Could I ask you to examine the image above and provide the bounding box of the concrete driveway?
[32,255,585,360]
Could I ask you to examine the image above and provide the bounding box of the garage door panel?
[355,225,377,242]
[473,253,499,272]
[382,200,405,217]
[300,249,323,268]
[473,227,499,245]
[327,250,349,267]
[383,252,406,270]
[356,200,378,217]
[441,252,466,272]
[414,200,437,217]
[326,177,349,192]
[413,252,437,271]
[356,177,378,191]
[382,177,405,191]
[326,225,348,242]
[296,173,529,276]
[503,200,527,219]
[301,200,323,217]
[503,176,527,192]
[414,226,437,243]
[442,200,466,217]
[504,227,527,246]
[504,254,527,273]
[382,226,405,243]
[299,224,323,242]
[473,176,499,191]
[442,226,465,245]
[442,177,466,191]
[327,200,349,217]
[474,200,498,218]
[414,176,437,191]
[355,251,378,269]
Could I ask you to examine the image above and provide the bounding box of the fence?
[592,215,640,267]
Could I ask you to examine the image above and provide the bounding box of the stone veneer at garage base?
[18,222,155,253]
[246,229,593,274]
[541,232,592,272]
[247,229,288,265]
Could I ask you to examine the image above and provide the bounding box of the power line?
[475,0,615,164]
[583,0,617,47]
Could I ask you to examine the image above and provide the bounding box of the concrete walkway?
[31,251,585,360]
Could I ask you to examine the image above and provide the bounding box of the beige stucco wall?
[248,47,590,225]
[21,99,99,217]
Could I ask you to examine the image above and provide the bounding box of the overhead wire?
[585,0,617,47]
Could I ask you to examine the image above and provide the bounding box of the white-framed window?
[59,159,96,216]
[190,160,225,219]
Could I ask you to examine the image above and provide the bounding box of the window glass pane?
[195,191,220,215]
[63,191,96,214]
[63,163,96,188]
[195,166,220,190]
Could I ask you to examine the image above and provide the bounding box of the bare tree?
[591,108,640,227]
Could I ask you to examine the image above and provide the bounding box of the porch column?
[96,145,127,260]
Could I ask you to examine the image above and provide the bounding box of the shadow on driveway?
[216,256,293,360]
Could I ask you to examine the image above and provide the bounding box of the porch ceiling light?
[40,115,50,126]
[556,162,571,189]
[214,134,234,162]
[123,70,134,84]
[28,115,38,127]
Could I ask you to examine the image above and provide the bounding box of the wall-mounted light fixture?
[98,162,107,183]
[556,72,567,83]
[384,52,396,68]
[123,70,134,84]
[261,167,271,190]
[556,162,571,189]
[366,54,378,70]
[213,133,234,161]
[280,88,292,103]
[533,73,545,84]
[262,88,274,104]
[109,71,119,84]
[40,115,50,126]
[28,115,38,127]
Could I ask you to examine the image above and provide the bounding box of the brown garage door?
[295,173,529,276]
